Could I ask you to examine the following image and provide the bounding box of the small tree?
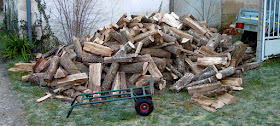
[184,0,218,23]
[52,0,105,44]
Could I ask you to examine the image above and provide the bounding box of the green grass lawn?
[8,58,280,126]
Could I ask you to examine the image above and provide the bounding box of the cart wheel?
[136,90,152,100]
[135,98,154,116]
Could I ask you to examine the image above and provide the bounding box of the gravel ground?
[0,61,28,126]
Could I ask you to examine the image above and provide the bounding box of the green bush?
[0,31,35,62]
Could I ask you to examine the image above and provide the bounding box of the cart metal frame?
[66,76,154,118]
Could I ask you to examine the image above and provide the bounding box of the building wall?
[174,0,222,27]
[222,0,260,15]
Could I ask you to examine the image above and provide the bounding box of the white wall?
[174,0,222,27]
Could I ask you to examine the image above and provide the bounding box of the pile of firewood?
[8,12,260,111]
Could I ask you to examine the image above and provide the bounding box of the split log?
[187,29,209,46]
[161,13,183,29]
[163,45,181,55]
[166,62,183,78]
[128,23,143,28]
[120,72,128,95]
[75,62,89,74]
[60,53,81,74]
[152,57,167,71]
[72,36,83,57]
[88,63,102,93]
[198,85,232,97]
[44,56,60,83]
[83,42,112,57]
[236,62,260,72]
[8,63,36,73]
[116,13,127,25]
[216,66,236,79]
[134,30,158,42]
[57,73,88,86]
[180,38,192,51]
[42,46,59,58]
[22,74,31,82]
[109,29,123,43]
[170,73,194,92]
[129,73,141,85]
[180,48,204,57]
[192,65,218,81]
[187,82,222,96]
[37,93,52,102]
[230,44,248,67]
[135,76,163,87]
[185,58,202,75]
[73,92,90,104]
[54,67,68,79]
[221,78,242,87]
[147,58,163,78]
[135,36,154,48]
[102,63,119,91]
[120,29,129,43]
[135,42,143,54]
[197,57,228,66]
[111,72,121,95]
[37,58,51,72]
[33,56,45,73]
[141,48,171,58]
[158,30,177,42]
[231,69,243,78]
[114,41,135,57]
[176,53,186,73]
[187,76,218,87]
[29,73,47,86]
[151,42,175,49]
[104,54,138,63]
[170,27,193,41]
[180,17,212,38]
[81,52,104,63]
[217,93,237,105]
[206,33,222,51]
[141,16,156,23]
[73,86,87,92]
[199,46,219,56]
[131,15,142,23]
[119,62,146,73]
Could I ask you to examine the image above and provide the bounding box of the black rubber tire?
[136,90,152,100]
[135,98,154,116]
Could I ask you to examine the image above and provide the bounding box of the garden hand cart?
[66,76,154,118]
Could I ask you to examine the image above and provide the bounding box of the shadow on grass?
[7,58,280,126]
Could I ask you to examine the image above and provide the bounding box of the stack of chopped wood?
[9,12,260,110]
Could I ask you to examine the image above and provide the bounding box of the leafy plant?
[0,31,35,62]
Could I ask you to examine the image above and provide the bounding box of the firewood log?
[216,66,236,79]
[197,57,228,66]
[60,53,81,74]
[81,52,104,63]
[72,36,83,57]
[187,82,222,96]
[88,63,102,93]
[57,73,88,86]
[102,63,119,91]
[170,73,194,92]
[236,62,260,72]
[54,67,68,79]
[192,65,218,81]
[29,73,47,86]
[169,27,193,41]
[206,33,222,51]
[83,42,112,57]
[134,30,158,42]
[114,41,135,57]
[44,56,60,83]
[141,48,171,58]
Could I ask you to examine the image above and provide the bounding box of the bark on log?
[170,27,193,41]
[116,13,127,25]
[170,73,194,92]
[181,38,192,51]
[166,62,183,78]
[119,62,145,73]
[187,82,222,96]
[147,58,163,78]
[37,58,51,72]
[22,74,31,82]
[180,17,212,38]
[57,73,88,86]
[163,45,181,55]
[187,29,209,46]
[198,85,232,97]
[43,46,59,58]
[176,53,186,73]
[102,63,120,91]
[151,42,175,49]
[44,56,60,83]
[216,66,236,79]
[60,53,81,74]
[72,36,83,57]
[158,30,177,42]
[187,76,218,87]
[135,36,154,48]
[8,63,36,73]
[199,46,219,56]
[81,52,104,63]
[141,16,156,23]
[152,57,167,71]
[230,44,249,67]
[120,72,128,95]
[83,42,112,57]
[192,65,218,81]
[109,29,123,43]
[111,72,121,95]
[180,48,204,57]
[114,41,135,57]
[141,48,171,58]
[29,73,47,86]
[104,54,138,63]
[197,57,228,66]
[135,42,143,54]
[221,77,242,87]
[134,30,158,42]
[206,33,222,51]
